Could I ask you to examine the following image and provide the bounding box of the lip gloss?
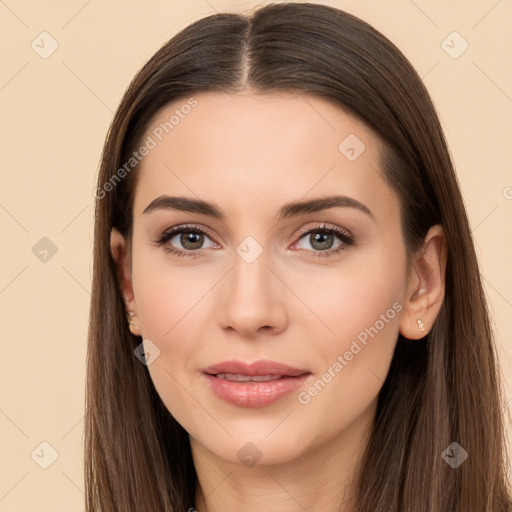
[203,373,310,408]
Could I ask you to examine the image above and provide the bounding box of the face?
[116,91,413,467]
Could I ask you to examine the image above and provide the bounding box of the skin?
[110,91,447,512]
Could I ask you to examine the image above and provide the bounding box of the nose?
[218,248,288,338]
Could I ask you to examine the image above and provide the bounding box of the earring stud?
[417,319,425,331]
[126,310,141,336]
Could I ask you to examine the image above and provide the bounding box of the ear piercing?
[127,310,141,336]
[417,287,426,333]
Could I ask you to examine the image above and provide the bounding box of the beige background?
[0,0,511,509]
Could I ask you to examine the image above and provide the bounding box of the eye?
[291,223,355,257]
[153,224,219,258]
[153,222,355,259]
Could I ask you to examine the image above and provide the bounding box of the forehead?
[132,91,397,222]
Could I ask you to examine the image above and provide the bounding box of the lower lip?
[203,373,310,408]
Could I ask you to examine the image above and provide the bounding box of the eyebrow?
[142,194,374,220]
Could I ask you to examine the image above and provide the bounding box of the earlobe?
[399,224,448,340]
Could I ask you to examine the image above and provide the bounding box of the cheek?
[293,245,407,360]
[131,241,212,342]
[131,256,208,430]
[293,254,405,434]
[130,246,195,376]
[130,245,224,398]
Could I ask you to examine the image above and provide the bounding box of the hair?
[85,2,512,510]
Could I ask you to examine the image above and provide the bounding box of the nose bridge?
[219,235,287,334]
[232,242,270,296]
[230,240,273,309]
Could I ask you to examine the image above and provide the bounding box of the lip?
[202,359,311,408]
[202,359,309,377]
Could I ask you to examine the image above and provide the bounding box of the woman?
[86,2,512,510]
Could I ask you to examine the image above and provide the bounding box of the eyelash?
[153,223,355,259]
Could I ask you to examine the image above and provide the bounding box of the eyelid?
[293,221,353,240]
[158,223,216,241]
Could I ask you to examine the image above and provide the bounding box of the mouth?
[202,360,311,408]
[214,373,289,382]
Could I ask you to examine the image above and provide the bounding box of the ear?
[399,224,448,340]
[110,227,137,316]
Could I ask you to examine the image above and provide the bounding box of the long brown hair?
[85,3,511,510]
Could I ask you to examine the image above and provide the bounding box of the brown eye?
[178,231,205,250]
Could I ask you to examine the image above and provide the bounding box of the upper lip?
[202,359,309,377]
